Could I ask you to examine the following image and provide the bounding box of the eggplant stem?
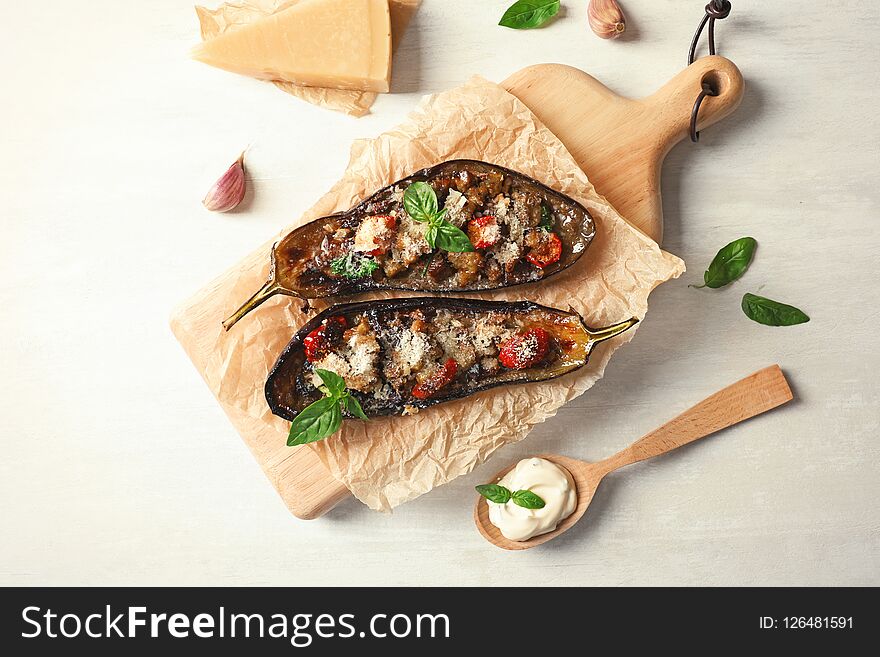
[586,317,639,346]
[222,279,283,331]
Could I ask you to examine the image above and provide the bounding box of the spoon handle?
[597,365,792,475]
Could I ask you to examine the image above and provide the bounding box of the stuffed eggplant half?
[224,160,596,329]
[266,298,637,424]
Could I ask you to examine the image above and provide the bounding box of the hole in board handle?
[701,70,726,97]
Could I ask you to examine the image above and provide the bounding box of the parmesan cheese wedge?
[192,0,392,93]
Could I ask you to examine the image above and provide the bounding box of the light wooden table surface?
[2,0,878,586]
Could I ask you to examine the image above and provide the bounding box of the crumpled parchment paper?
[171,76,685,512]
[195,0,421,117]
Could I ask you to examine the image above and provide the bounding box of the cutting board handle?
[645,55,745,158]
[503,56,745,243]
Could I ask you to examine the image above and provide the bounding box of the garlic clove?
[203,153,246,212]
[588,0,627,40]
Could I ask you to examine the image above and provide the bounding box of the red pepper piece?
[411,358,458,400]
[303,316,348,363]
[498,327,551,370]
[526,232,562,268]
[467,215,500,250]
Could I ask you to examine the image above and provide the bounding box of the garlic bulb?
[588,0,627,40]
[203,153,246,212]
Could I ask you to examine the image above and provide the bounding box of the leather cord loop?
[688,1,732,142]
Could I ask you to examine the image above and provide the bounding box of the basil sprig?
[741,293,810,327]
[693,237,757,289]
[499,0,560,29]
[476,484,546,509]
[403,182,474,253]
[287,369,368,446]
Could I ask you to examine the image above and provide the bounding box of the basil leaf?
[343,394,369,420]
[499,0,560,29]
[741,293,810,327]
[435,221,475,253]
[696,237,757,289]
[314,368,346,398]
[403,182,438,223]
[424,224,439,249]
[287,397,342,446]
[511,489,546,509]
[475,484,512,504]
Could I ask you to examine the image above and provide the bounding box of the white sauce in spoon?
[487,457,577,541]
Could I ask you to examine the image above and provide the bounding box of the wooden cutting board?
[175,57,743,519]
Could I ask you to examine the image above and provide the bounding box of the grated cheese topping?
[481,357,500,374]
[443,189,469,227]
[307,308,521,407]
[493,241,521,266]
[392,328,433,376]
[473,320,511,357]
[491,194,511,220]
[311,331,380,393]
[373,383,396,403]
[353,215,393,253]
[391,213,431,265]
[434,326,476,369]
[507,207,527,245]
[513,331,540,364]
[478,220,502,246]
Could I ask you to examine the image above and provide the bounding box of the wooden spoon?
[474,365,793,550]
